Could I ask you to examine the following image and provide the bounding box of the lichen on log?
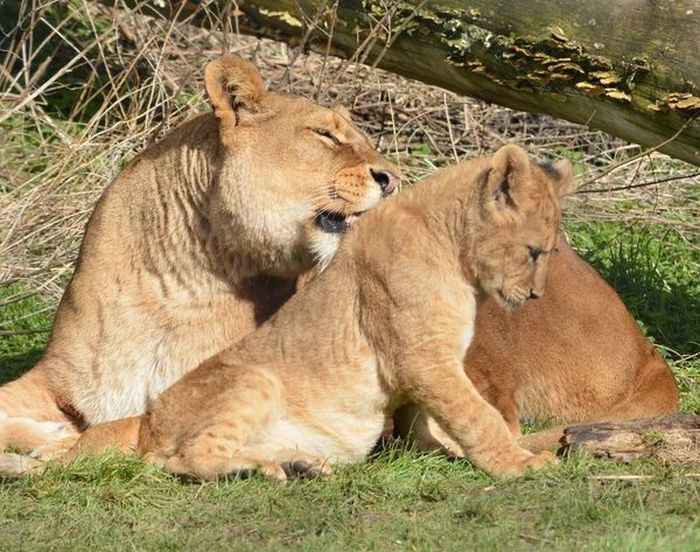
[100,0,700,165]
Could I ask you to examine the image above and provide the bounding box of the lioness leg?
[0,453,44,476]
[0,369,78,454]
[394,403,465,457]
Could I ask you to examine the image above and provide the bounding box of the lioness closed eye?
[15,144,576,480]
[0,54,399,462]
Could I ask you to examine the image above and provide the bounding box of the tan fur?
[395,235,679,455]
[0,55,399,456]
[23,145,576,480]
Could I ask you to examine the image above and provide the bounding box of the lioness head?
[470,144,575,309]
[204,55,400,276]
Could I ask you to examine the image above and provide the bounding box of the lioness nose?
[529,288,542,300]
[370,168,400,196]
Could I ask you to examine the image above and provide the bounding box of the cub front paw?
[486,449,558,477]
[522,450,558,471]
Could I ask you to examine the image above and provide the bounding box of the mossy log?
[101,0,700,165]
[561,413,700,466]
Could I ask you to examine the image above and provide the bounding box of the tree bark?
[561,413,700,466]
[102,0,700,165]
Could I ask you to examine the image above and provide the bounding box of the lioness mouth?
[316,211,362,234]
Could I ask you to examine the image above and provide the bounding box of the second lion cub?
[50,144,575,478]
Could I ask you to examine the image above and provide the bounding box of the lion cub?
[18,144,574,479]
[116,143,573,479]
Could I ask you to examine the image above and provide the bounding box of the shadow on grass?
[571,223,699,356]
[0,348,43,385]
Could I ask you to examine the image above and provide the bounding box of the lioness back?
[0,55,399,457]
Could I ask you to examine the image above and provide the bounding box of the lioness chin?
[16,144,577,480]
[0,54,399,458]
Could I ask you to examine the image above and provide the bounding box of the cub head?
[470,144,576,309]
[204,54,400,276]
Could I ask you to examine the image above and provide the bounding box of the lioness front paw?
[0,453,44,476]
[29,435,80,461]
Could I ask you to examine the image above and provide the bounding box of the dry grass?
[0,1,697,331]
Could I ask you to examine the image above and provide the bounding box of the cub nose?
[370,168,400,196]
[529,288,542,300]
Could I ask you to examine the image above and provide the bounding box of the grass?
[1,220,698,551]
[1,2,699,550]
[1,449,699,551]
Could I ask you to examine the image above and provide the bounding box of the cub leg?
[399,359,556,477]
[158,449,289,481]
[142,366,292,481]
[395,384,522,456]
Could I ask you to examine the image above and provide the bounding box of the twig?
[313,1,339,101]
[589,474,700,482]
[577,171,700,194]
[580,116,698,190]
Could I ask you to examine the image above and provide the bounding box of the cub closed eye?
[528,246,542,262]
[312,127,341,146]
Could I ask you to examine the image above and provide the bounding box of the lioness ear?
[486,144,530,212]
[551,158,578,198]
[204,54,267,130]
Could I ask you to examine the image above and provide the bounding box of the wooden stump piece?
[560,413,700,466]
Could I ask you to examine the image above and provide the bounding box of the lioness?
[8,144,576,479]
[0,54,399,456]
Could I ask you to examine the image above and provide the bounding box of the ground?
[0,3,698,550]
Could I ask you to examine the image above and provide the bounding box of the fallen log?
[98,0,700,165]
[560,413,700,466]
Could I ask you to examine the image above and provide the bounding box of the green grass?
[1,219,699,551]
[0,284,53,381]
[1,450,699,551]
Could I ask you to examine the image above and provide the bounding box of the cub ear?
[486,144,531,213]
[551,158,578,198]
[204,54,267,130]
[332,105,352,121]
